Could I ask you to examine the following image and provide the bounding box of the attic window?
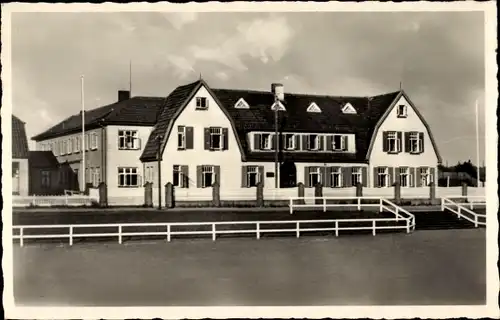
[307,102,321,113]
[342,103,357,114]
[234,98,249,109]
[196,97,208,110]
[271,101,286,111]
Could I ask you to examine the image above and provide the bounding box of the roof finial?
[399,81,402,91]
[199,72,202,80]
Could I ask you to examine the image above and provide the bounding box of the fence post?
[212,182,221,207]
[212,223,216,241]
[144,182,153,207]
[118,225,122,244]
[429,181,436,204]
[335,221,339,237]
[65,194,69,206]
[461,182,468,199]
[98,182,108,207]
[296,222,300,238]
[20,228,24,247]
[356,182,363,210]
[69,226,73,246]
[167,224,171,242]
[372,220,376,236]
[314,183,323,206]
[256,182,264,207]
[297,183,305,205]
[394,181,401,204]
[165,182,174,209]
[256,223,260,239]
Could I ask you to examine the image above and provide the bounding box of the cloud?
[215,71,230,81]
[165,54,196,79]
[162,12,198,30]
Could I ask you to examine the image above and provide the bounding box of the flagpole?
[129,60,132,96]
[475,99,480,187]
[81,75,86,191]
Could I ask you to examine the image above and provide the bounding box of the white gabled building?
[140,79,442,192]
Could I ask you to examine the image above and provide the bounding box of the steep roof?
[28,151,60,168]
[31,96,165,141]
[12,115,30,159]
[140,80,401,162]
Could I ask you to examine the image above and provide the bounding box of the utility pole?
[475,100,481,187]
[157,135,162,210]
[274,93,279,188]
[81,75,86,192]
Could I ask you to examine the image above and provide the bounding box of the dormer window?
[261,133,273,150]
[397,104,407,118]
[196,97,208,110]
[307,134,320,150]
[307,102,321,113]
[271,101,286,111]
[341,102,357,114]
[234,98,249,109]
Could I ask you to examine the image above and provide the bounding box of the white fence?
[441,197,486,227]
[13,194,98,207]
[12,214,413,247]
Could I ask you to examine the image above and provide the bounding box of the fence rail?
[12,215,413,247]
[441,197,486,227]
[13,194,98,207]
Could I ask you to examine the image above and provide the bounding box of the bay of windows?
[118,167,139,187]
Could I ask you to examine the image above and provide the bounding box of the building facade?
[12,115,30,196]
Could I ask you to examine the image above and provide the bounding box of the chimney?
[118,90,130,102]
[271,83,284,101]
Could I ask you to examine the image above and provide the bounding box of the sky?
[10,11,486,165]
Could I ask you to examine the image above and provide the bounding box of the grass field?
[13,228,486,307]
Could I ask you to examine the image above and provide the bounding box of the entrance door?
[280,161,297,188]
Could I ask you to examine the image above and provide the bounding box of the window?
[331,167,342,188]
[118,130,139,150]
[118,167,139,187]
[420,167,432,186]
[387,132,401,153]
[177,126,186,149]
[352,167,362,186]
[61,140,67,155]
[85,134,90,151]
[284,134,295,150]
[75,136,81,153]
[342,103,357,114]
[377,167,389,188]
[234,98,249,109]
[307,102,321,113]
[332,135,346,151]
[12,161,19,178]
[261,133,272,150]
[397,104,407,118]
[91,167,101,187]
[409,132,420,153]
[202,165,214,188]
[210,127,223,150]
[196,97,208,110]
[247,166,260,187]
[308,134,319,150]
[399,167,410,187]
[309,167,321,187]
[41,170,51,188]
[271,101,286,111]
[173,165,182,187]
[90,132,98,150]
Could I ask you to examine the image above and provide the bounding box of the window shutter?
[362,167,368,187]
[204,128,211,150]
[430,167,435,183]
[343,167,352,187]
[388,167,395,186]
[241,166,247,187]
[304,166,310,187]
[137,174,142,187]
[326,135,333,151]
[258,166,265,187]
[318,136,324,150]
[343,136,348,151]
[214,166,221,185]
[405,132,410,153]
[382,132,389,152]
[186,127,194,149]
[182,165,189,188]
[136,138,142,150]
[222,128,229,150]
[374,167,379,187]
[301,135,308,151]
[320,166,326,186]
[196,165,202,188]
[419,132,425,153]
[416,167,422,187]
[254,134,261,150]
[294,135,300,150]
[397,132,402,153]
[410,167,415,187]
[271,134,277,151]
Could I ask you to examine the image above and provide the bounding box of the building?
[140,80,442,192]
[12,115,30,196]
[28,151,74,195]
[31,91,164,193]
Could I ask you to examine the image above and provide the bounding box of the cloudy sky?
[10,11,485,165]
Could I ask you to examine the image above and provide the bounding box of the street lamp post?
[156,134,163,210]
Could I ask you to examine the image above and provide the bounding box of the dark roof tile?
[12,115,30,159]
[28,151,60,168]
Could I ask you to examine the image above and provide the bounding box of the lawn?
[13,229,486,306]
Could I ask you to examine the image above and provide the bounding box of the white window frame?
[210,127,223,150]
[90,132,98,150]
[308,134,320,150]
[177,126,186,149]
[397,104,407,117]
[202,165,215,188]
[399,167,410,188]
[284,134,295,150]
[387,132,401,153]
[173,165,184,188]
[409,132,420,153]
[332,135,345,151]
[309,167,321,187]
[331,167,342,188]
[377,167,389,188]
[261,133,272,150]
[420,167,432,186]
[196,97,208,110]
[342,103,357,114]
[118,130,139,150]
[306,102,321,113]
[234,98,249,109]
[246,166,260,187]
[352,167,362,186]
[68,139,73,154]
[75,136,80,153]
[118,167,139,187]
